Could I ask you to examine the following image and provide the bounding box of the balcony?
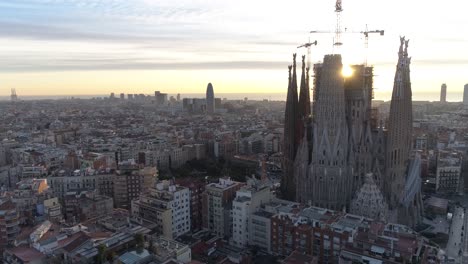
[5,221,19,228]
[5,214,18,221]
[7,227,20,235]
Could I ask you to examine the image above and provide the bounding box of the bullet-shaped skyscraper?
[440,83,447,103]
[206,83,215,114]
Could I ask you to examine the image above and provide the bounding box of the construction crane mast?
[297,40,318,69]
[334,0,343,46]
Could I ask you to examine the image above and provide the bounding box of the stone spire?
[298,55,311,146]
[385,36,413,208]
[298,55,311,119]
[384,37,423,227]
[291,54,301,149]
[281,57,299,201]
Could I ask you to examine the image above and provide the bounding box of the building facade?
[436,150,463,194]
[176,178,205,232]
[113,164,156,210]
[0,199,20,254]
[296,54,352,211]
[202,177,243,238]
[131,181,190,238]
[47,172,114,198]
[231,181,272,248]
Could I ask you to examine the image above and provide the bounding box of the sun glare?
[342,64,353,77]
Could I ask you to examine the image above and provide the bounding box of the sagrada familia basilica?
[281,37,423,227]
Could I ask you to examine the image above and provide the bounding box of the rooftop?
[6,246,44,262]
[253,210,275,219]
[206,177,241,191]
[119,249,151,264]
[282,251,317,264]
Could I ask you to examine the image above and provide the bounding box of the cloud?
[0,21,186,43]
[0,60,288,72]
[413,59,468,66]
[371,58,468,67]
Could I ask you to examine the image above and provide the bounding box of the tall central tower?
[307,54,351,210]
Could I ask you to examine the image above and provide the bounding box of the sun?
[342,64,354,77]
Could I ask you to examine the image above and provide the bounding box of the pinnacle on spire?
[404,39,410,57]
[298,55,310,119]
[301,55,306,71]
[297,54,311,147]
[292,54,298,91]
[386,36,414,210]
[398,36,405,57]
[282,56,300,201]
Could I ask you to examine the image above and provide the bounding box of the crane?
[310,26,384,64]
[311,0,384,60]
[297,40,318,69]
[310,27,384,46]
[334,0,343,46]
[360,25,384,65]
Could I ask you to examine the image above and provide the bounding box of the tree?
[46,255,63,264]
[106,251,116,264]
[97,244,107,264]
[148,239,154,254]
[134,233,145,253]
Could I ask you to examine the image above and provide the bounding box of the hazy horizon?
[1,90,464,102]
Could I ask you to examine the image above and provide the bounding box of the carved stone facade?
[296,54,352,211]
[350,173,388,220]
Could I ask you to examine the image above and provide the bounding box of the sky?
[0,0,467,101]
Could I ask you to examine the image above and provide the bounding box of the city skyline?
[1,0,467,100]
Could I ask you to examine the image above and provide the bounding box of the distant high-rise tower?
[10,88,18,102]
[281,54,299,201]
[464,84,468,108]
[384,37,423,227]
[120,93,125,100]
[440,83,447,102]
[177,93,181,101]
[206,83,215,114]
